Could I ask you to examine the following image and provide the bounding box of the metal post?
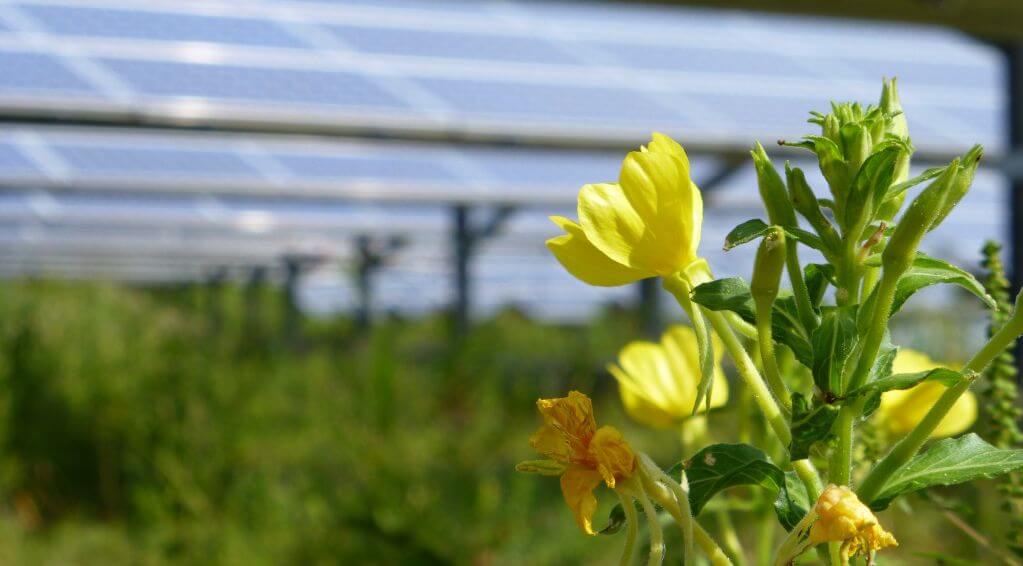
[1006,44,1023,379]
[638,277,662,338]
[245,265,267,338]
[452,205,472,337]
[355,235,374,329]
[283,256,302,348]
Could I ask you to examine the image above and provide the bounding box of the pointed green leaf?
[804,263,836,309]
[843,146,901,229]
[686,443,788,515]
[723,218,824,252]
[774,471,810,531]
[891,253,995,313]
[691,277,756,320]
[789,393,840,460]
[870,434,1023,510]
[846,368,965,399]
[811,306,858,394]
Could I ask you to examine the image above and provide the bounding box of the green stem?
[755,312,792,414]
[846,269,900,393]
[633,476,665,566]
[706,310,791,446]
[641,455,695,563]
[793,459,823,501]
[830,408,855,486]
[785,243,818,332]
[715,508,747,566]
[616,490,639,566]
[651,481,732,566]
[857,316,1023,503]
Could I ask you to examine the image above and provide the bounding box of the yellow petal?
[532,391,596,463]
[577,182,651,269]
[644,132,691,172]
[616,341,678,414]
[614,376,678,429]
[587,426,635,488]
[546,216,648,287]
[618,149,702,267]
[891,348,939,373]
[661,325,728,412]
[560,467,604,535]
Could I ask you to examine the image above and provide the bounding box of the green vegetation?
[0,280,1014,564]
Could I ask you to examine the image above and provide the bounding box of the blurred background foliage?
[0,279,1013,565]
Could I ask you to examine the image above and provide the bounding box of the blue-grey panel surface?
[330,25,580,65]
[51,143,260,177]
[0,143,41,173]
[0,51,98,94]
[21,4,309,48]
[100,59,411,109]
[271,151,461,182]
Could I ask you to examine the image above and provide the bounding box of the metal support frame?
[353,234,405,329]
[635,158,746,337]
[281,253,324,348]
[1004,43,1023,380]
[451,204,515,337]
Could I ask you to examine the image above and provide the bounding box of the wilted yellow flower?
[808,485,897,558]
[547,133,704,286]
[609,325,728,428]
[529,391,635,534]
[875,349,977,438]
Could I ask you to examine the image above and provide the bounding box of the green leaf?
[886,166,945,200]
[789,393,840,460]
[691,278,756,321]
[598,502,629,535]
[890,253,995,314]
[804,264,835,309]
[843,146,901,228]
[723,218,825,252]
[772,295,813,367]
[870,434,1023,510]
[686,443,787,515]
[774,471,810,531]
[692,280,811,367]
[810,306,858,394]
[845,368,965,399]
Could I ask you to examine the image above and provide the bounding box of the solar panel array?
[0,0,1009,320]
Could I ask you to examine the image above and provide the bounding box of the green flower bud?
[785,163,840,250]
[880,77,908,139]
[929,144,983,231]
[883,160,959,271]
[841,123,872,174]
[823,114,841,146]
[515,459,567,476]
[752,142,798,228]
[751,226,786,307]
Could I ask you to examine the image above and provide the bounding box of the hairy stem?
[616,490,639,566]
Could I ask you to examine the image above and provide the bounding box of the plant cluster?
[522,79,1023,564]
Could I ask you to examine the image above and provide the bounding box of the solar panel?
[51,143,261,178]
[0,50,99,94]
[100,58,412,110]
[329,24,580,65]
[20,4,311,49]
[0,142,41,174]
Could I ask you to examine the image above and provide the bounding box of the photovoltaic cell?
[0,143,40,173]
[584,41,815,77]
[21,4,310,49]
[414,77,686,126]
[271,151,462,182]
[99,59,412,109]
[50,143,261,177]
[0,51,98,94]
[329,25,581,65]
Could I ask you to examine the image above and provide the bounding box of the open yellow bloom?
[547,133,704,286]
[808,485,897,559]
[875,349,977,438]
[529,391,635,534]
[609,325,728,428]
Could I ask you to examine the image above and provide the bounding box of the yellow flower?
[529,391,636,534]
[875,349,977,438]
[609,325,728,428]
[547,133,704,286]
[807,485,897,559]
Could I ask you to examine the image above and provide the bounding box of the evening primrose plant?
[518,79,1023,564]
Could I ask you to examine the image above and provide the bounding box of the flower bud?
[515,459,568,476]
[929,145,982,231]
[880,77,908,139]
[841,123,871,174]
[785,164,839,250]
[752,143,798,229]
[823,114,841,146]
[883,160,958,272]
[751,227,786,307]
